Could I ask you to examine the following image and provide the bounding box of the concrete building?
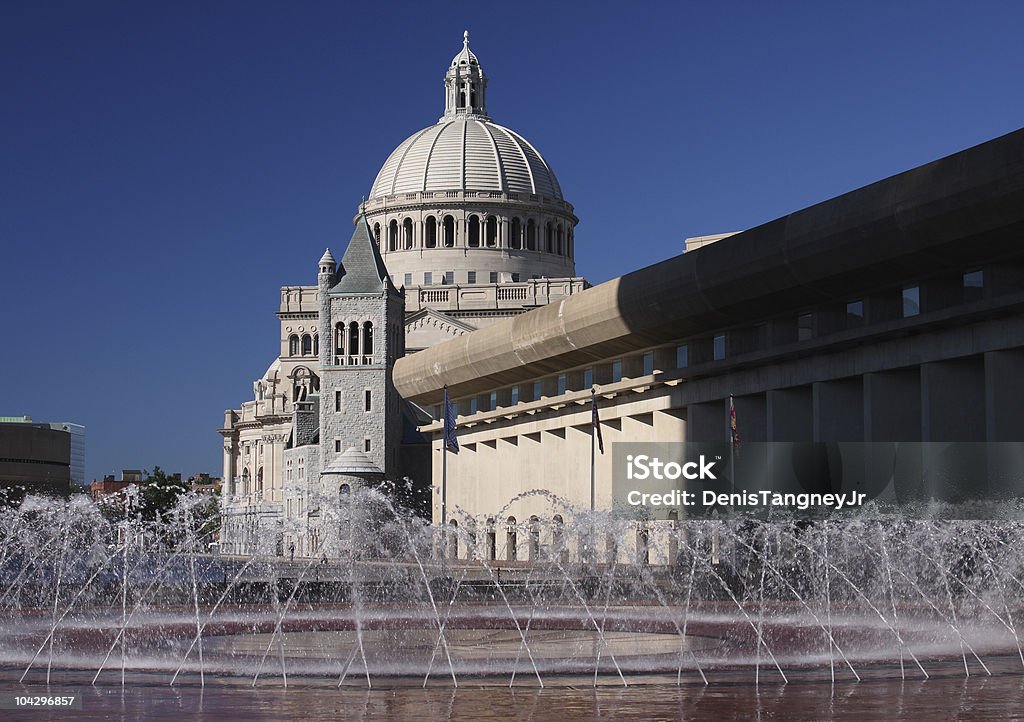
[0,419,72,500]
[393,127,1024,564]
[0,417,84,489]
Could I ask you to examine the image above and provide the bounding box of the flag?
[443,386,459,454]
[591,390,604,454]
[729,394,740,448]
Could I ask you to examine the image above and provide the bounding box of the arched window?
[348,322,359,357]
[425,216,437,248]
[486,517,497,560]
[506,516,517,562]
[459,90,466,108]
[556,224,564,255]
[526,220,536,251]
[301,334,312,355]
[568,229,574,259]
[443,215,455,247]
[448,518,459,560]
[467,215,480,247]
[637,526,650,565]
[511,218,522,250]
[256,467,264,497]
[485,216,497,247]
[529,515,541,560]
[545,222,553,253]
[339,483,350,495]
[403,218,413,249]
[373,223,381,243]
[552,514,565,561]
[288,335,299,356]
[362,321,373,357]
[312,335,319,356]
[335,323,346,356]
[242,468,250,496]
[388,220,398,252]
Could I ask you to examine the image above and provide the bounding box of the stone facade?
[218,33,592,558]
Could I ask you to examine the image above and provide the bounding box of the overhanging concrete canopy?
[394,128,1024,406]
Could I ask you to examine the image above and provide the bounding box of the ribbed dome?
[368,117,564,201]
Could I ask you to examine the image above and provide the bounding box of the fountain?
[2,485,1024,706]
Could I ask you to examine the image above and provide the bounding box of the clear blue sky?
[3,1,1022,483]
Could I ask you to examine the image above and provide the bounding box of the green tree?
[139,466,187,522]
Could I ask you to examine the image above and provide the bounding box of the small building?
[0,419,72,501]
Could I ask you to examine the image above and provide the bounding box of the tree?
[138,466,187,522]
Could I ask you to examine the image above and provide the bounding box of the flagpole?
[441,386,448,577]
[729,394,736,498]
[590,388,598,514]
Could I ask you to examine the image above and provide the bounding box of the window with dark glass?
[846,300,864,327]
[902,286,920,317]
[676,344,689,368]
[963,270,984,303]
[797,314,813,341]
[713,335,726,360]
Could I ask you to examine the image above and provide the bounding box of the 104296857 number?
[17,696,76,706]
[0,692,82,708]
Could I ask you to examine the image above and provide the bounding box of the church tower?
[317,216,405,483]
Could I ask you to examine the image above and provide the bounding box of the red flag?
[729,394,740,448]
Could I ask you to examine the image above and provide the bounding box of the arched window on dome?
[467,215,480,247]
[301,334,312,356]
[348,322,360,359]
[443,216,455,247]
[459,90,466,108]
[425,216,437,248]
[568,228,574,259]
[388,220,398,252]
[557,224,564,255]
[403,218,413,249]
[485,216,497,247]
[545,222,553,253]
[362,321,373,358]
[373,223,381,244]
[526,220,536,251]
[288,335,299,356]
[511,218,522,250]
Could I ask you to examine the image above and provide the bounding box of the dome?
[368,117,563,201]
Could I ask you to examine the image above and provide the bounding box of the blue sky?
[3,1,1023,483]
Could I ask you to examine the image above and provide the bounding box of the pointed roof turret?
[318,247,336,266]
[331,215,390,294]
[442,29,488,120]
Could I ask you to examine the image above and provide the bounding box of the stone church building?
[218,33,587,556]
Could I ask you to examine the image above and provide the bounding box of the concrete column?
[921,358,984,441]
[686,400,724,443]
[733,393,767,442]
[864,369,921,441]
[985,349,1024,441]
[813,378,863,442]
[766,387,812,442]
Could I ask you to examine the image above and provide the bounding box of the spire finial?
[463,29,469,48]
